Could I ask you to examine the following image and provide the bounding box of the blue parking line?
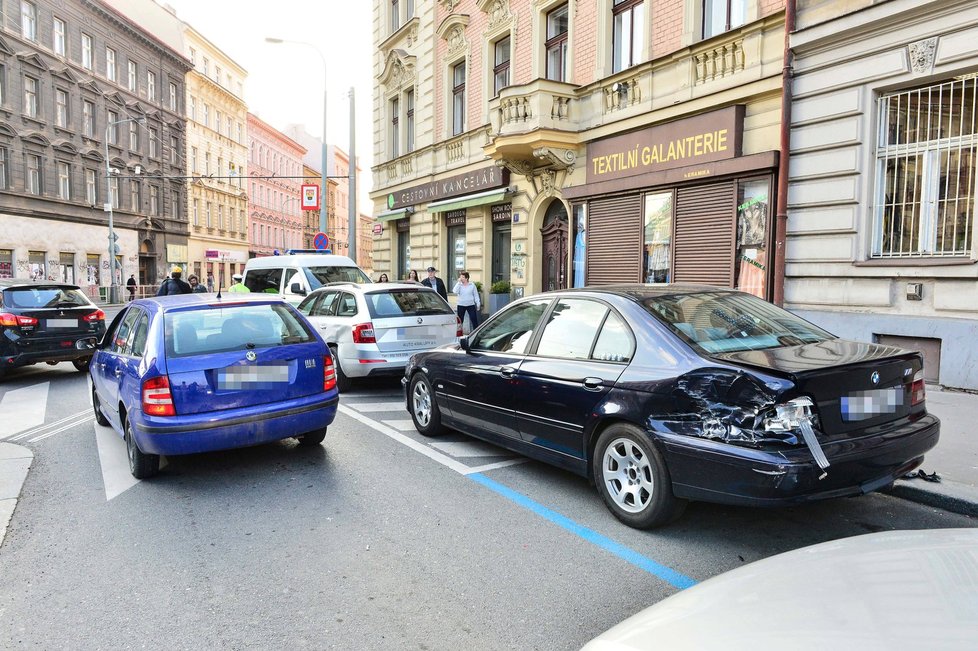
[468,473,697,590]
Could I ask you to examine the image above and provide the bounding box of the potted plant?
[488,280,512,314]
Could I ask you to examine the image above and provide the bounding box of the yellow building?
[183,26,249,289]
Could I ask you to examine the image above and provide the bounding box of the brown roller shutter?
[585,194,642,286]
[673,183,735,287]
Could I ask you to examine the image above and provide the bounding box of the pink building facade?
[247,113,306,257]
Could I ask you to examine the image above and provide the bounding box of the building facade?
[301,162,338,250]
[371,0,786,303]
[247,113,305,257]
[0,0,190,294]
[787,0,978,390]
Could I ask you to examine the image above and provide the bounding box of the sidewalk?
[0,443,33,549]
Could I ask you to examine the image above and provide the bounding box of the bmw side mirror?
[290,283,306,295]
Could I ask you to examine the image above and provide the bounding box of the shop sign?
[205,249,247,263]
[372,223,384,235]
[387,165,510,210]
[445,209,466,226]
[396,218,411,233]
[586,106,744,184]
[491,203,512,223]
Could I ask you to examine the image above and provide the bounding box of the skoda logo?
[417,317,423,324]
[246,351,257,362]
[871,371,880,385]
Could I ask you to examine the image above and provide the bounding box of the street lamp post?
[265,37,328,241]
[104,116,144,304]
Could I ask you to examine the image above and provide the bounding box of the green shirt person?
[229,273,250,293]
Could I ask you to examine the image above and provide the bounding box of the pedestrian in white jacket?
[452,271,481,331]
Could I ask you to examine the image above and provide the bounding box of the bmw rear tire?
[593,424,686,529]
[125,417,160,479]
[409,373,447,437]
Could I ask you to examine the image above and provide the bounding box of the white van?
[242,253,371,303]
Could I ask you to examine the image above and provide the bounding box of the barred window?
[874,77,977,257]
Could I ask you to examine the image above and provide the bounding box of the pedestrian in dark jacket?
[156,266,192,296]
[126,274,137,301]
[188,274,208,293]
[421,266,448,300]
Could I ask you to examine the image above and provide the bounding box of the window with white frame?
[106,48,117,82]
[149,128,158,158]
[129,179,139,210]
[21,1,37,41]
[391,0,400,32]
[57,162,70,199]
[82,33,93,70]
[150,185,159,214]
[55,88,68,127]
[703,0,746,39]
[129,121,139,150]
[189,96,196,121]
[493,36,511,97]
[107,110,118,144]
[546,4,569,82]
[390,96,400,158]
[206,201,212,228]
[26,154,41,194]
[53,18,66,56]
[0,148,6,189]
[110,176,119,208]
[147,71,156,101]
[193,198,199,225]
[170,135,178,164]
[612,0,644,73]
[169,82,177,111]
[191,146,197,172]
[128,61,137,92]
[452,61,466,136]
[24,76,38,117]
[406,89,415,153]
[82,100,95,137]
[86,169,97,204]
[0,65,4,104]
[874,77,977,258]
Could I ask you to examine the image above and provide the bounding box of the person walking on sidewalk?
[156,266,192,296]
[126,274,137,301]
[422,266,448,300]
[452,271,481,331]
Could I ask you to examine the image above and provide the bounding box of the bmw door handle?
[583,377,603,391]
[500,366,515,378]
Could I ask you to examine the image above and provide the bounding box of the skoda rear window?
[165,303,315,358]
[304,266,371,288]
[642,291,834,354]
[365,289,453,318]
[2,286,90,309]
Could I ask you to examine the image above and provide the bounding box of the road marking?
[380,419,419,431]
[469,473,698,590]
[8,409,91,442]
[28,415,94,442]
[466,459,530,473]
[345,401,405,413]
[429,440,510,458]
[0,382,49,440]
[94,422,140,501]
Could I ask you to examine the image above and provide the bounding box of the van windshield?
[304,266,371,288]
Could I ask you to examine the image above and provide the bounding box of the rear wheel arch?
[585,417,667,481]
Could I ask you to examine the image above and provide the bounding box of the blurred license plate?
[841,387,903,421]
[218,364,289,390]
[396,326,434,339]
[47,319,78,328]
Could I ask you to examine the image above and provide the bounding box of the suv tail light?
[0,313,38,327]
[142,376,176,417]
[911,370,926,406]
[83,309,105,323]
[352,322,376,344]
[456,316,463,338]
[324,355,337,391]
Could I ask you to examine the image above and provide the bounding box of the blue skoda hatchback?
[89,294,338,478]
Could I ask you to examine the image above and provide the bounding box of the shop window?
[572,203,586,287]
[0,249,12,279]
[28,250,45,281]
[59,252,74,284]
[874,76,977,258]
[703,0,746,39]
[397,223,412,280]
[545,4,569,82]
[643,192,673,283]
[86,254,100,285]
[446,211,467,279]
[735,178,770,298]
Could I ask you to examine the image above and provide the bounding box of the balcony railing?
[490,79,578,138]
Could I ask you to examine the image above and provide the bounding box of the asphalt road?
[0,363,973,650]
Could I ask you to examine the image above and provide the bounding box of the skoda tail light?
[324,355,337,392]
[142,376,176,417]
[352,322,376,344]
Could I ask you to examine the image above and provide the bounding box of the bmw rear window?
[2,286,91,309]
[164,303,315,358]
[365,289,453,319]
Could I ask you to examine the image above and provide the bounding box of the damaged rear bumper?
[658,414,940,507]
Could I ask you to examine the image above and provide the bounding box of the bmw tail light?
[456,316,463,338]
[352,322,376,344]
[324,355,337,392]
[83,309,105,323]
[142,376,176,417]
[911,370,926,406]
[0,313,38,327]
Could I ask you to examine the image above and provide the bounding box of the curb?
[0,443,34,550]
[886,478,978,518]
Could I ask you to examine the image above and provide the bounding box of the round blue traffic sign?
[313,232,330,251]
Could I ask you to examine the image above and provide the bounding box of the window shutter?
[673,183,735,287]
[585,194,642,286]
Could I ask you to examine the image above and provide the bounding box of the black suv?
[0,281,106,378]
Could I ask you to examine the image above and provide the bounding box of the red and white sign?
[301,184,320,211]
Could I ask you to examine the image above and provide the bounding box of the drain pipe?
[773,0,797,307]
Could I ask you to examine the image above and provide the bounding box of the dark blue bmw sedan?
[404,285,940,529]
[89,294,339,478]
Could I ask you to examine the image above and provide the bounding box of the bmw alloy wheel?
[412,378,431,428]
[602,437,654,514]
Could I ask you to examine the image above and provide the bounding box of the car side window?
[125,312,150,358]
[316,292,339,317]
[591,310,634,363]
[244,268,283,294]
[296,293,320,316]
[110,309,141,354]
[470,300,551,354]
[335,293,357,317]
[285,268,303,292]
[535,299,608,360]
